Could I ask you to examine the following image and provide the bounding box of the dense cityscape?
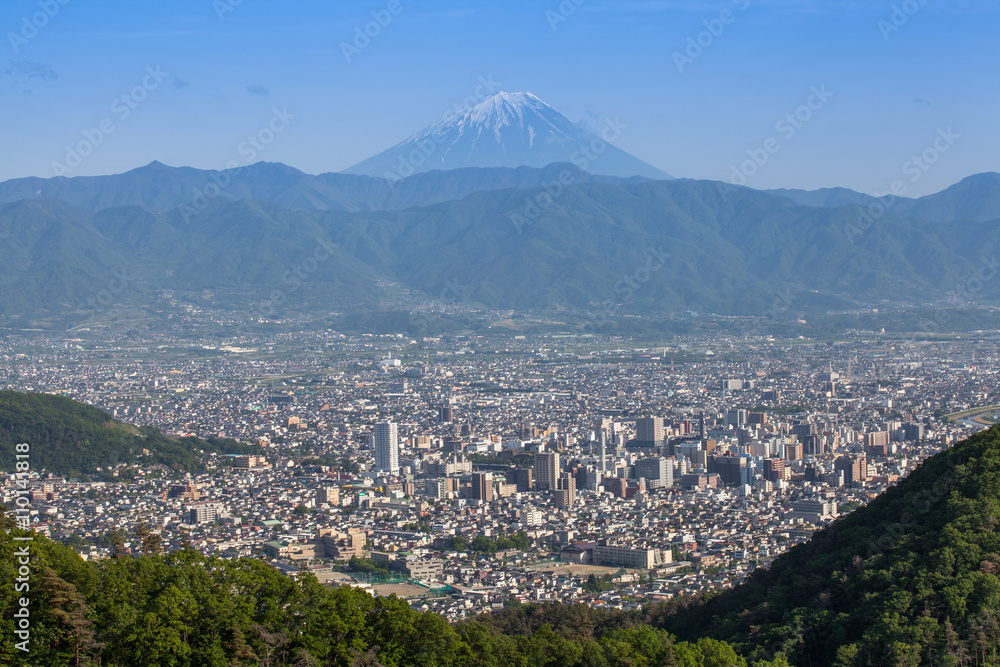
[3,326,996,621]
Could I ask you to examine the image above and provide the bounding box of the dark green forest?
[0,511,786,666]
[0,390,257,476]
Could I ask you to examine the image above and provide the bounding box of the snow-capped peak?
[342,90,672,180]
[464,91,548,129]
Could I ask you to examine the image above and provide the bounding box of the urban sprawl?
[3,328,996,620]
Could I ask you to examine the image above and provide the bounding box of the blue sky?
[1,0,997,196]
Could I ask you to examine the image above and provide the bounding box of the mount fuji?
[343,91,672,181]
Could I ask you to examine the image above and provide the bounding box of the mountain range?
[1,86,998,330]
[1,161,999,329]
[0,160,649,214]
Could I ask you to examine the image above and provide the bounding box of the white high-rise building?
[375,421,399,475]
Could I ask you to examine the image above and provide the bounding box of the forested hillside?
[653,424,1000,666]
[0,391,256,476]
[0,511,784,666]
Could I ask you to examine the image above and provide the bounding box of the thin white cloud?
[3,61,57,83]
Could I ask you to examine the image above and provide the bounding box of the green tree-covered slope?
[654,424,1000,666]
[0,512,785,666]
[0,391,256,476]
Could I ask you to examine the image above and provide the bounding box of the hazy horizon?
[3,155,997,203]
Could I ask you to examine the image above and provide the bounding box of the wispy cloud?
[3,61,57,83]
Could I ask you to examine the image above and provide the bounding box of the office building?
[514,468,533,492]
[316,487,340,506]
[792,422,818,438]
[834,456,867,485]
[762,458,785,483]
[802,434,823,456]
[789,499,838,523]
[425,479,447,499]
[633,416,665,448]
[726,409,748,428]
[634,457,673,489]
[592,544,665,569]
[708,454,747,487]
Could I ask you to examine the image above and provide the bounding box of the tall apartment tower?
[555,473,576,507]
[514,468,534,492]
[599,430,607,474]
[534,451,560,491]
[473,472,494,502]
[374,421,399,475]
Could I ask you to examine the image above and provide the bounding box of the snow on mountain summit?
[343,91,671,181]
[464,91,548,129]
